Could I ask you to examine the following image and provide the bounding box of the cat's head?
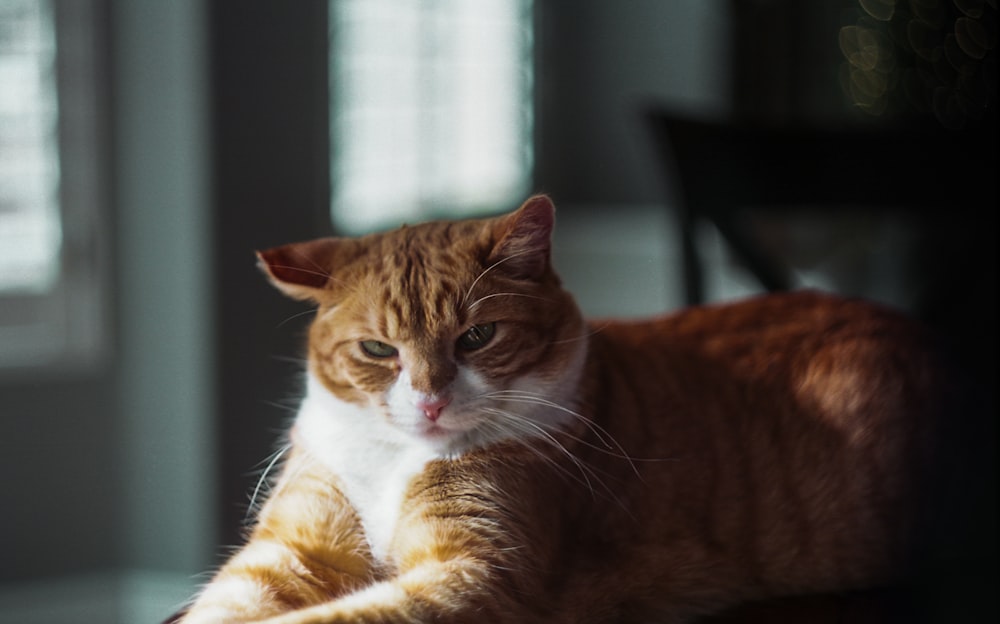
[258,195,588,454]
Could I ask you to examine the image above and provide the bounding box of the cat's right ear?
[256,238,341,301]
[489,194,556,280]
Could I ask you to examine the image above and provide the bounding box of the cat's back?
[576,291,951,595]
[586,290,949,464]
[596,290,932,369]
[588,290,945,412]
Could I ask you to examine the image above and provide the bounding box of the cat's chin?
[392,418,499,456]
[413,422,454,441]
[401,421,478,452]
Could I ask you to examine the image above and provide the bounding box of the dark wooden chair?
[645,110,998,624]
[644,110,996,306]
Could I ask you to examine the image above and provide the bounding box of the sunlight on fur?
[175,195,954,623]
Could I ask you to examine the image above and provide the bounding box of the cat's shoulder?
[589,290,936,359]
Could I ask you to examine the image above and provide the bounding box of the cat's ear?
[489,194,555,280]
[256,237,342,301]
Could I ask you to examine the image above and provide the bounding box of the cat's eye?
[457,323,496,351]
[360,340,398,358]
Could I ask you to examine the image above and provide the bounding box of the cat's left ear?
[256,237,343,301]
[489,194,555,280]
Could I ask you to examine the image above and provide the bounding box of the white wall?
[535,0,731,203]
[113,0,215,575]
[0,1,215,622]
[536,1,734,316]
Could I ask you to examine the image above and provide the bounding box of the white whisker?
[467,292,550,311]
[461,249,540,308]
[480,409,597,497]
[483,390,655,479]
[481,407,635,515]
[266,263,332,282]
[277,307,320,328]
[245,444,291,522]
[547,321,611,345]
[266,260,354,293]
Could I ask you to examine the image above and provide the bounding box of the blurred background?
[0,0,994,622]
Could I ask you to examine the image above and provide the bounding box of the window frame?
[328,0,536,235]
[0,0,111,377]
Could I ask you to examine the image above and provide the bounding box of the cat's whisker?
[265,261,356,295]
[482,407,632,512]
[466,292,550,311]
[547,321,611,345]
[486,392,616,450]
[270,354,310,367]
[521,433,634,518]
[504,405,644,479]
[482,390,647,477]
[245,443,291,471]
[480,408,597,497]
[245,444,291,521]
[262,398,303,416]
[487,390,622,452]
[277,307,320,328]
[265,263,334,283]
[460,249,540,308]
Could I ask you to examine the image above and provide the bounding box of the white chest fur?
[293,373,440,563]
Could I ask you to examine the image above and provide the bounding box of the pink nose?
[417,395,452,422]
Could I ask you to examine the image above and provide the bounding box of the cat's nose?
[417,395,452,422]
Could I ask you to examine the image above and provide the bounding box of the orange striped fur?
[180,196,949,623]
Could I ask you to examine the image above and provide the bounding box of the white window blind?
[0,0,61,294]
[0,0,108,372]
[330,0,534,234]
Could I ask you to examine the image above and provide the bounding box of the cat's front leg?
[180,452,379,623]
[254,557,535,624]
[253,470,555,624]
[179,538,374,624]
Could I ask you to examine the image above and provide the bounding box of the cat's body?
[179,197,949,623]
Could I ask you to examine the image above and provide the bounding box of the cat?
[176,195,952,623]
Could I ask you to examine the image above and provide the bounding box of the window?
[330,0,534,234]
[0,0,59,294]
[0,0,108,371]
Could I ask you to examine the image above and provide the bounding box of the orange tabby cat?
[178,195,950,623]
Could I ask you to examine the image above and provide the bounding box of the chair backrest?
[645,112,996,218]
[643,109,997,305]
